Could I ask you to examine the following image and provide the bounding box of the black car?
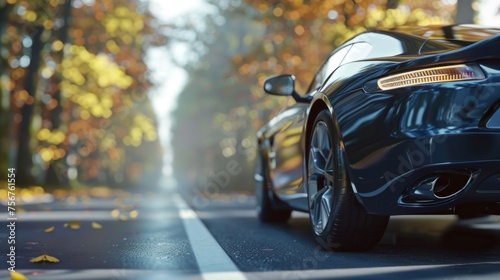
[255,25,500,251]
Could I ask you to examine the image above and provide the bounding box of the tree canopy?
[170,0,467,192]
[0,0,165,188]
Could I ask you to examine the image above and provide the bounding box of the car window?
[342,42,373,64]
[420,39,472,54]
[307,45,351,92]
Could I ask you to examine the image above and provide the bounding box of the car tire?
[255,151,292,223]
[306,110,389,251]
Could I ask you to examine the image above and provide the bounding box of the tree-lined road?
[1,187,500,280]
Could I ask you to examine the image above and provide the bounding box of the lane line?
[173,194,247,280]
[0,269,200,280]
[272,261,500,279]
[5,262,500,280]
[0,210,178,221]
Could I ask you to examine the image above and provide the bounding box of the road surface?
[1,186,500,279]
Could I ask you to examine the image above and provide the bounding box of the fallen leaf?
[30,254,60,263]
[91,222,102,229]
[63,222,81,229]
[129,210,139,219]
[119,215,129,221]
[10,271,29,280]
[110,209,120,217]
[44,226,55,233]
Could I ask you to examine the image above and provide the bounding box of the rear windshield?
[420,39,474,54]
[398,25,500,54]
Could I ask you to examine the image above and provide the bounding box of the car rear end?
[347,29,500,216]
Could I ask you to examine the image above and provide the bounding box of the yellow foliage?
[30,254,60,263]
[24,10,37,22]
[102,109,112,119]
[48,131,65,145]
[91,222,103,229]
[10,271,29,280]
[80,109,90,120]
[101,96,113,108]
[103,5,145,39]
[37,128,50,141]
[52,40,64,51]
[64,221,81,229]
[90,105,103,117]
[110,209,120,217]
[105,40,120,54]
[123,114,158,146]
[44,226,55,233]
[129,210,139,219]
[61,45,133,100]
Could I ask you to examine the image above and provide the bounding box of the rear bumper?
[337,60,500,215]
[350,133,500,215]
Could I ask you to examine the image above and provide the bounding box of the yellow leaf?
[119,215,129,221]
[91,222,102,229]
[129,210,139,219]
[10,271,29,280]
[63,222,81,229]
[29,254,60,263]
[110,209,120,217]
[44,226,55,233]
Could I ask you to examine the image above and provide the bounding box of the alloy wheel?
[307,121,335,235]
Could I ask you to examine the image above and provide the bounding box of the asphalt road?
[1,186,500,280]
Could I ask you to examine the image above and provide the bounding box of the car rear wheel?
[307,110,389,251]
[256,151,291,223]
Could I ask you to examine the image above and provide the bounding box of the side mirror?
[263,75,311,103]
[264,75,295,96]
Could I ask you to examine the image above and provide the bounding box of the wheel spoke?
[319,188,333,227]
[323,169,334,184]
[307,120,337,235]
[316,123,331,162]
[310,187,328,232]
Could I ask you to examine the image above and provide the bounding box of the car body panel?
[256,25,500,216]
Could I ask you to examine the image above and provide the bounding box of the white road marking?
[246,261,500,279]
[0,269,200,280]
[0,210,178,221]
[173,194,247,280]
[5,262,500,280]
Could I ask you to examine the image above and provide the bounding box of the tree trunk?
[15,25,44,185]
[0,3,13,180]
[45,0,73,186]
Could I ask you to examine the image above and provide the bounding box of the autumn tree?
[170,0,466,192]
[2,0,166,188]
[170,1,265,190]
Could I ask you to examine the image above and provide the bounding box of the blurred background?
[0,0,499,194]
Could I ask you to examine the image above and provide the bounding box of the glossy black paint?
[256,25,500,216]
[264,75,312,103]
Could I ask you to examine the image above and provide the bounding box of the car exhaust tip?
[433,174,470,199]
[403,170,475,203]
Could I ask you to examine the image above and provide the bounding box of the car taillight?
[377,64,485,91]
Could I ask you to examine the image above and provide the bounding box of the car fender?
[303,93,332,152]
[302,93,366,206]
